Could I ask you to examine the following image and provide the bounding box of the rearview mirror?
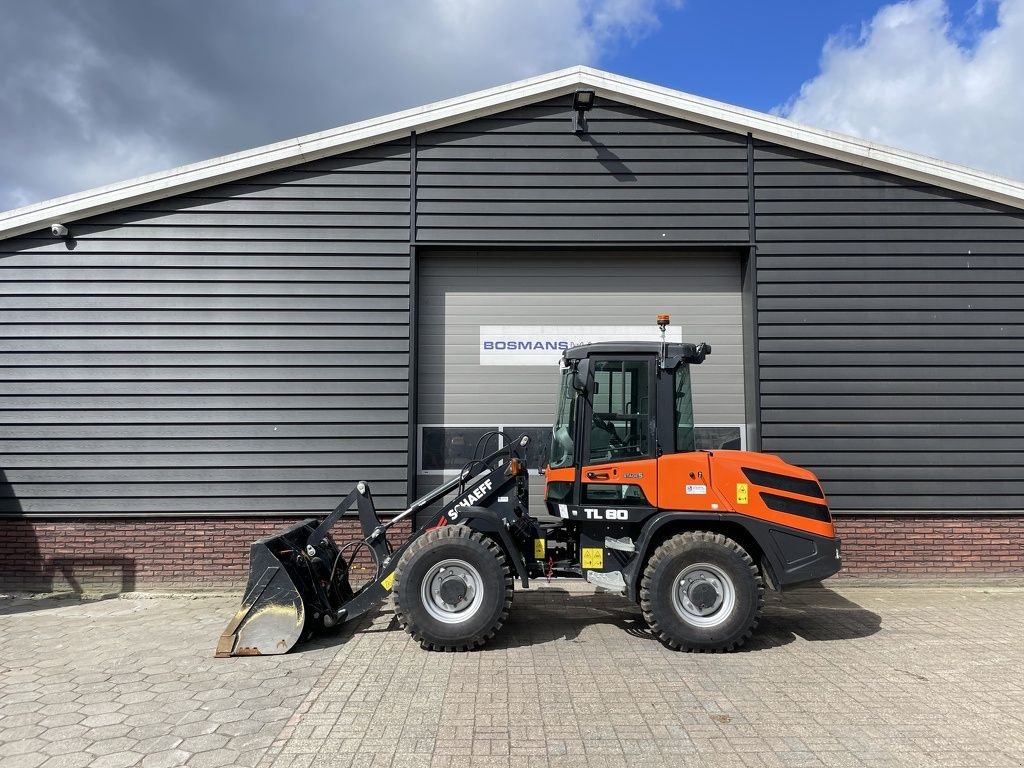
[572,358,592,394]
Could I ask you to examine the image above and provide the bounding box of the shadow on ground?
[0,592,128,617]
[0,551,139,616]
[484,582,881,652]
[744,583,883,651]
[171,581,883,656]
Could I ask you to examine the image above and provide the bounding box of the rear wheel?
[392,525,513,651]
[640,531,763,652]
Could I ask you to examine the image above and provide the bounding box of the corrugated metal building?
[2,66,1022,591]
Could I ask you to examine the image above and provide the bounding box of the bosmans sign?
[479,325,683,366]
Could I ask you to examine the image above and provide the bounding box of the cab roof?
[564,341,709,363]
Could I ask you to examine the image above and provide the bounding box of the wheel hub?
[688,580,720,613]
[422,560,483,624]
[671,563,736,627]
[438,576,469,605]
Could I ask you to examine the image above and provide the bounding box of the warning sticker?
[736,483,749,505]
[380,571,395,591]
[581,548,604,569]
[534,539,546,559]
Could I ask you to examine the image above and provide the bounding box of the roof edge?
[578,67,1024,210]
[3,64,1024,241]
[0,66,587,240]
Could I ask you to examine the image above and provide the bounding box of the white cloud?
[778,0,1024,181]
[587,0,665,42]
[0,0,676,210]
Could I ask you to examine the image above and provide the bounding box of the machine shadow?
[490,588,653,649]
[0,466,139,615]
[481,582,881,652]
[0,468,49,612]
[0,557,138,616]
[0,594,114,617]
[286,581,882,654]
[748,582,883,649]
[287,604,398,655]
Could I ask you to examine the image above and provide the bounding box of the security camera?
[50,223,69,238]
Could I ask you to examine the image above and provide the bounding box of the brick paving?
[2,582,1023,768]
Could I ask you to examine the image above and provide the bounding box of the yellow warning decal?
[736,483,749,505]
[534,539,546,559]
[581,548,604,569]
[380,571,395,591]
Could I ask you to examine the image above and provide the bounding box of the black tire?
[392,525,513,651]
[640,531,763,652]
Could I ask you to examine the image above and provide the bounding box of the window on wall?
[420,427,501,472]
[695,426,743,451]
[419,425,551,474]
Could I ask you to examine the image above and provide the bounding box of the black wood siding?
[0,141,411,516]
[755,142,1024,512]
[416,98,750,244]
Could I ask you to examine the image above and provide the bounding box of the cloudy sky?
[2,0,1022,211]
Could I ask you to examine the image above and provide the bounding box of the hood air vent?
[742,467,824,499]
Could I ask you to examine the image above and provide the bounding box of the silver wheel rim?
[671,563,736,628]
[420,558,484,625]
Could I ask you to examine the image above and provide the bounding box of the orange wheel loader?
[217,316,841,657]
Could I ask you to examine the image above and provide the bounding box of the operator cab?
[546,338,711,515]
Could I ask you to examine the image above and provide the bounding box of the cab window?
[674,366,696,453]
[589,359,651,464]
[548,368,576,469]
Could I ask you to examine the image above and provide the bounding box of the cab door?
[579,356,658,509]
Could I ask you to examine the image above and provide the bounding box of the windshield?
[674,365,696,452]
[549,367,576,469]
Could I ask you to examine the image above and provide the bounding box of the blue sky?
[603,0,997,111]
[1,0,1022,210]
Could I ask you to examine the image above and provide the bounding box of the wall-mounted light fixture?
[572,89,595,134]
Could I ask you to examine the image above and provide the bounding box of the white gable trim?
[2,64,1023,241]
[581,67,1024,210]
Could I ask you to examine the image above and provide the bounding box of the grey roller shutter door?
[416,250,745,502]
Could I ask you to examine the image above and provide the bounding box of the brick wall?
[834,515,1024,576]
[0,517,412,593]
[1,515,1022,593]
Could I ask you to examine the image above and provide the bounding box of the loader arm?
[216,434,534,657]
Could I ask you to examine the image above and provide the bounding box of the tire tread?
[639,531,764,653]
[392,525,513,652]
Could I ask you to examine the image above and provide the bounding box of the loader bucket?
[216,519,342,657]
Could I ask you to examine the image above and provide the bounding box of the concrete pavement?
[1,582,1023,768]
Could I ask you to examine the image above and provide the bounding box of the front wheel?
[640,531,763,652]
[392,525,513,651]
